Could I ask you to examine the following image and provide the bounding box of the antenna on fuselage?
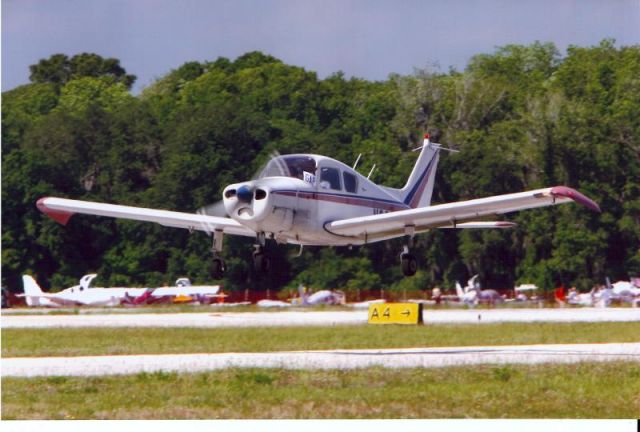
[352,153,362,170]
[367,164,377,179]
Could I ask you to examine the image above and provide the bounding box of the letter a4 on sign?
[368,303,423,325]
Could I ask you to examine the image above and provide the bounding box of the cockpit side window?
[319,167,341,190]
[343,171,357,193]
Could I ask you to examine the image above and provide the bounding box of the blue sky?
[3,0,639,93]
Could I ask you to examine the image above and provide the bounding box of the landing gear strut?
[400,245,417,277]
[400,226,417,277]
[210,229,226,279]
[253,232,270,273]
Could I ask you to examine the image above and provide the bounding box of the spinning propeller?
[196,150,287,234]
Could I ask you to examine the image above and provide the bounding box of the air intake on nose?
[224,189,237,199]
[255,189,267,200]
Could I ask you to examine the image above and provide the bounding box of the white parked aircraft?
[566,286,613,307]
[455,276,479,305]
[36,134,600,278]
[454,274,504,306]
[607,278,640,301]
[19,274,220,307]
[292,285,346,306]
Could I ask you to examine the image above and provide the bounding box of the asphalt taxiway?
[2,307,639,328]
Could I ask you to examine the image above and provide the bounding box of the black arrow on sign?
[401,309,411,317]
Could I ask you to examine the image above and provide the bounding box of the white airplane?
[607,278,640,300]
[21,274,122,307]
[455,277,479,305]
[19,274,220,307]
[36,134,600,278]
[566,286,613,307]
[513,284,538,302]
[454,274,504,306]
[602,277,640,306]
[293,285,346,306]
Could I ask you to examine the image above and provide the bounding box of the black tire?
[401,253,417,277]
[211,258,225,279]
[253,253,270,273]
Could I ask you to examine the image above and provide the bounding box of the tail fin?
[21,275,44,306]
[455,281,464,298]
[605,276,612,290]
[298,284,309,305]
[397,135,441,208]
[79,274,98,291]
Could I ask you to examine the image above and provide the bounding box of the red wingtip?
[36,197,74,225]
[550,186,601,213]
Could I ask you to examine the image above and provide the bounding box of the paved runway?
[2,307,639,328]
[3,342,639,377]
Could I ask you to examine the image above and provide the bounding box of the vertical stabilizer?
[298,284,309,306]
[22,275,44,306]
[398,134,441,208]
[455,281,464,298]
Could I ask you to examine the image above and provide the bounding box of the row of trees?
[2,41,639,293]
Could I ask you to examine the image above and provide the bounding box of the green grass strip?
[2,363,639,419]
[3,322,640,357]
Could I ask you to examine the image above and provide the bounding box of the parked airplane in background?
[607,278,640,302]
[293,285,346,306]
[19,274,220,307]
[455,276,479,305]
[565,286,599,307]
[36,134,600,278]
[455,275,504,306]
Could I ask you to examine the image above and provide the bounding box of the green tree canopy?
[29,53,136,90]
[3,42,638,294]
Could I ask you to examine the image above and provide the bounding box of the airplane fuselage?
[222,154,410,246]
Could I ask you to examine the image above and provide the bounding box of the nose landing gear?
[253,232,270,273]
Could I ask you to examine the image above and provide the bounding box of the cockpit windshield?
[259,156,317,180]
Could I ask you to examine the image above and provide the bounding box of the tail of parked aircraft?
[297,284,309,305]
[385,134,442,209]
[21,275,44,306]
[455,281,464,298]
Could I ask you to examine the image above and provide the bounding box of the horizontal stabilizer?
[440,221,516,229]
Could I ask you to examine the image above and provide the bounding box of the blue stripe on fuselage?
[403,155,436,207]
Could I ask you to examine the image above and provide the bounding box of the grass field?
[3,321,639,419]
[3,322,640,357]
[2,363,639,419]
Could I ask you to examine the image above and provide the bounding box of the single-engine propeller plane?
[37,134,601,278]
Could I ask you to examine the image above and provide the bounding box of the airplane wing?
[324,186,600,240]
[36,197,255,237]
[153,286,220,296]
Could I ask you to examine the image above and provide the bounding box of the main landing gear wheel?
[401,253,417,277]
[211,258,226,279]
[253,251,270,273]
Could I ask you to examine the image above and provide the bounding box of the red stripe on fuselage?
[273,191,408,212]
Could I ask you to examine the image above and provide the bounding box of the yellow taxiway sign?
[368,303,423,325]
